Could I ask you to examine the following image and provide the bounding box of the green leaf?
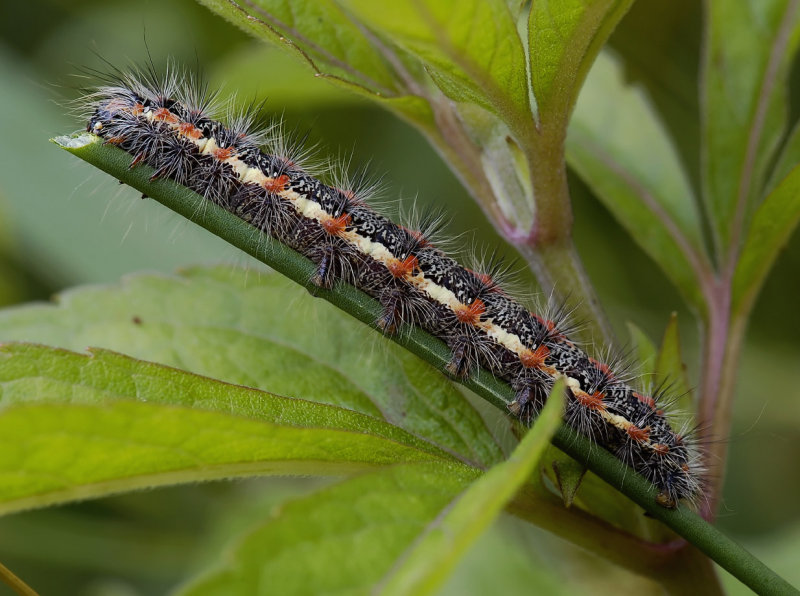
[626,322,657,376]
[0,343,453,515]
[377,380,564,596]
[210,45,363,109]
[195,0,438,130]
[438,520,570,596]
[767,116,800,194]
[733,163,800,316]
[702,0,800,253]
[181,386,561,596]
[196,0,400,95]
[214,42,439,132]
[567,51,710,312]
[177,463,480,596]
[0,266,505,470]
[653,312,693,416]
[607,0,703,193]
[341,0,531,128]
[378,94,440,133]
[528,0,634,129]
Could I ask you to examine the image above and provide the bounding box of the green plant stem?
[55,134,798,596]
[698,283,747,518]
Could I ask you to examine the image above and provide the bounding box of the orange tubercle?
[262,174,290,194]
[213,146,234,161]
[178,122,203,140]
[575,390,606,411]
[322,213,351,236]
[454,299,486,325]
[153,107,178,123]
[131,102,145,116]
[520,344,550,369]
[387,255,419,278]
[626,425,651,443]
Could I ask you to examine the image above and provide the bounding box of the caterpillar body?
[78,66,700,508]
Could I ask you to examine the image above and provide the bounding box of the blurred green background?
[0,0,798,593]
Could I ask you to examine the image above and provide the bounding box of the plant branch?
[54,134,797,595]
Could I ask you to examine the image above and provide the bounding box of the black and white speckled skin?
[83,75,700,508]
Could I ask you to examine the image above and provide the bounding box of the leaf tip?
[551,458,587,507]
[52,133,97,150]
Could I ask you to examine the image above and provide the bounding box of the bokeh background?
[0,0,798,593]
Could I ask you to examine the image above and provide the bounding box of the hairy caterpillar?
[74,64,701,508]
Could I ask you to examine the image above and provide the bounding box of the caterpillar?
[75,64,701,508]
